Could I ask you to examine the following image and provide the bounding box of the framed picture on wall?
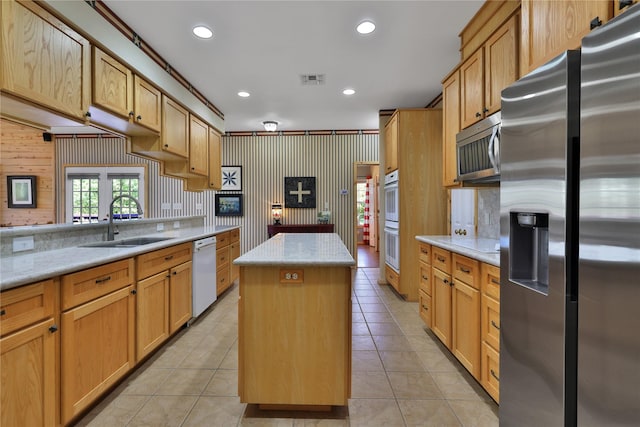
[215,194,243,216]
[7,176,37,208]
[221,165,242,191]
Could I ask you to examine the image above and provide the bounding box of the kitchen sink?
[80,237,173,248]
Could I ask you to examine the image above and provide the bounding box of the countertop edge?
[416,235,500,267]
[1,225,241,291]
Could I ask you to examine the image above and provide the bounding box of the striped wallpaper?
[55,132,379,257]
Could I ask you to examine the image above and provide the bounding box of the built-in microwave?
[456,111,501,183]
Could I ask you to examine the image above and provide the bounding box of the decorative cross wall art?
[221,166,242,191]
[284,177,316,208]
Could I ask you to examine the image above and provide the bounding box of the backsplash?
[477,188,500,239]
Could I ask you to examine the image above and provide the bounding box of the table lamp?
[271,203,282,225]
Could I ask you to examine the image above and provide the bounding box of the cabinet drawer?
[217,231,230,248]
[418,289,432,328]
[385,265,399,291]
[481,341,500,403]
[216,246,230,267]
[418,243,431,265]
[230,228,240,243]
[482,294,500,351]
[481,263,500,301]
[432,247,451,274]
[453,254,479,289]
[216,267,230,295]
[62,259,134,310]
[419,262,432,296]
[136,242,192,280]
[1,279,56,336]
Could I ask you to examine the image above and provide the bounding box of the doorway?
[353,162,380,268]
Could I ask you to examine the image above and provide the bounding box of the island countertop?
[234,233,355,267]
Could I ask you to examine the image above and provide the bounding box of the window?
[356,182,367,226]
[65,166,146,224]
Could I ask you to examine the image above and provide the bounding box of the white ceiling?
[103,1,483,132]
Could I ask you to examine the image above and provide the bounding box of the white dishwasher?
[192,236,217,318]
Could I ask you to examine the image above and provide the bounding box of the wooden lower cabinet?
[169,261,192,334]
[136,271,170,360]
[481,341,500,402]
[1,318,57,427]
[216,229,241,295]
[452,280,480,379]
[61,285,135,424]
[418,289,432,328]
[431,267,452,348]
[480,262,501,402]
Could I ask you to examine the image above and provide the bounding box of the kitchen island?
[234,233,355,409]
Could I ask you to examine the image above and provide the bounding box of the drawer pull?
[95,276,112,284]
[491,278,500,285]
[165,255,174,261]
[422,275,428,280]
[490,369,500,382]
[443,278,449,284]
[491,320,500,331]
[437,256,445,262]
[0,309,5,316]
[49,325,58,333]
[172,271,177,275]
[460,266,470,274]
[421,248,428,254]
[422,305,429,311]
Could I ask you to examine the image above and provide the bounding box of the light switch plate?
[173,202,182,210]
[173,221,180,229]
[13,236,34,252]
[156,223,164,231]
[161,203,171,210]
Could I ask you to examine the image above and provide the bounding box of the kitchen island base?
[238,264,352,407]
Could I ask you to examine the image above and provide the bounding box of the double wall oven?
[384,171,400,271]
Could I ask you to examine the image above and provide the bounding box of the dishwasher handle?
[194,236,217,251]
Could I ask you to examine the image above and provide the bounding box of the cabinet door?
[418,289,432,328]
[452,280,480,379]
[169,261,192,334]
[136,272,169,361]
[133,75,161,132]
[481,294,500,351]
[481,341,500,402]
[1,318,57,427]
[189,115,209,176]
[208,127,222,189]
[384,114,398,173]
[451,189,476,238]
[161,95,189,158]
[431,268,452,349]
[442,70,461,187]
[520,0,613,74]
[61,286,135,424]
[0,0,90,120]
[460,48,485,129]
[484,14,519,115]
[92,46,132,118]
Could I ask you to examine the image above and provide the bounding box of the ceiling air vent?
[300,74,325,86]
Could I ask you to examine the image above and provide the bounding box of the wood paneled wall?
[0,120,55,226]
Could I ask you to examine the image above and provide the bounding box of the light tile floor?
[76,267,498,427]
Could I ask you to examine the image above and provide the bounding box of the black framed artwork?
[215,193,243,216]
[7,175,37,208]
[284,177,316,208]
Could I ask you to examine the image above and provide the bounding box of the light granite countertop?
[1,225,240,291]
[416,235,500,267]
[234,233,355,266]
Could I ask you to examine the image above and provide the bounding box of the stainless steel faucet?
[107,195,143,240]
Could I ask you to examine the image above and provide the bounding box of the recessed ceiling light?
[356,20,376,35]
[238,91,250,98]
[343,88,356,95]
[193,25,213,39]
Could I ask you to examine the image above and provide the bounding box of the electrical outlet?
[195,203,203,210]
[156,223,164,231]
[13,236,34,253]
[173,221,180,229]
[279,268,304,284]
[173,202,182,210]
[161,203,171,210]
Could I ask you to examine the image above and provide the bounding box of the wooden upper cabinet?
[384,113,398,173]
[442,70,461,187]
[484,14,519,115]
[460,48,485,129]
[209,127,222,189]
[0,0,90,121]
[133,75,161,132]
[161,95,190,158]
[189,115,209,176]
[520,0,613,75]
[92,46,133,119]
[460,14,519,129]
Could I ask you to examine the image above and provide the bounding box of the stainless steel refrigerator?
[499,5,640,427]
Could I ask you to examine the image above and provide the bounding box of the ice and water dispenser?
[509,212,549,295]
